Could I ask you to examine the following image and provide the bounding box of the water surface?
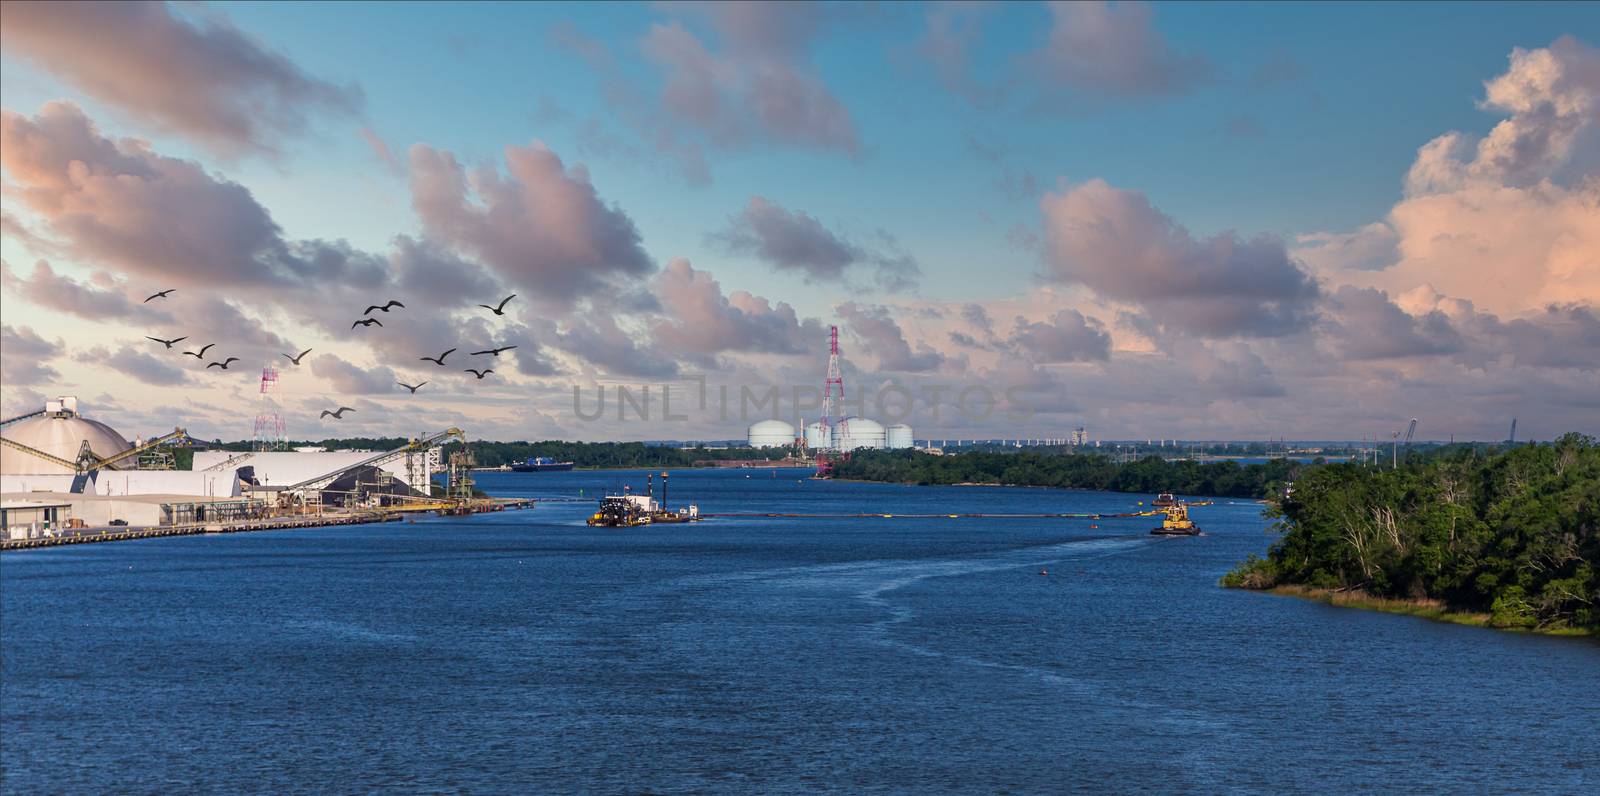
[3,469,1594,793]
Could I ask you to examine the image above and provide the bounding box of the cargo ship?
[511,456,575,472]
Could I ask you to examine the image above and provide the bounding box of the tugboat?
[511,456,575,472]
[1152,492,1178,508]
[1150,503,1202,536]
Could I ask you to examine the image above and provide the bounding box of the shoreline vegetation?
[828,444,1597,637]
[1222,434,1598,637]
[829,449,1300,499]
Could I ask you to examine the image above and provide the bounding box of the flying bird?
[470,345,518,357]
[364,300,405,315]
[145,335,187,349]
[479,294,516,316]
[397,381,428,394]
[144,289,176,303]
[420,348,456,366]
[320,407,356,419]
[183,343,215,359]
[464,368,494,379]
[352,318,383,329]
[282,348,313,365]
[206,357,240,370]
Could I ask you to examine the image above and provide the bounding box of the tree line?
[830,449,1302,499]
[1224,434,1599,632]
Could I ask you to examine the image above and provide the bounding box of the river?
[2,468,1594,793]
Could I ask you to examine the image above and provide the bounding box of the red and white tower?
[253,363,286,451]
[816,325,849,477]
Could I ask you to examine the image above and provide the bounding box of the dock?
[1,497,538,551]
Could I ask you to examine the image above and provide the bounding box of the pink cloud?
[0,2,360,156]
[1040,178,1319,337]
[408,141,654,303]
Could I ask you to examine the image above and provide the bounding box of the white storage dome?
[804,421,833,450]
[0,400,132,475]
[747,419,797,448]
[836,417,886,451]
[886,424,914,449]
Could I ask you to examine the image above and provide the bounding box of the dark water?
[3,469,1595,793]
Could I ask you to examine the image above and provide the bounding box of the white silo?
[804,421,832,450]
[747,419,797,448]
[886,424,914,449]
[837,417,886,451]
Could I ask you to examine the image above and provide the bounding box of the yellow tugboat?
[1150,502,1202,536]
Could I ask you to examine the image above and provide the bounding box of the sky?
[1,1,1597,444]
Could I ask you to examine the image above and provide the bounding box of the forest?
[1223,434,1599,633]
[830,449,1302,499]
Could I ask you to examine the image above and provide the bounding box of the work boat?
[1150,503,1202,536]
[585,472,699,527]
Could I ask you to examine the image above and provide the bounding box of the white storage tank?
[747,419,797,448]
[886,424,914,449]
[804,421,833,450]
[836,417,886,451]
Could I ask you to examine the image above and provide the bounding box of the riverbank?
[1239,584,1598,638]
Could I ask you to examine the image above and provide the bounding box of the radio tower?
[816,325,849,477]
[253,363,286,451]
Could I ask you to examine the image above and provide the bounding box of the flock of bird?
[141,289,520,421]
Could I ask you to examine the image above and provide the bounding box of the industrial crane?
[0,427,201,475]
[1391,417,1418,469]
[280,428,465,494]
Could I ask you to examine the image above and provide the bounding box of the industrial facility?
[743,327,915,469]
[1,393,472,543]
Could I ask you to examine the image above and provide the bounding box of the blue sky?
[2,2,1597,441]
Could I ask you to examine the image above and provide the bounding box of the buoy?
[1039,569,1048,576]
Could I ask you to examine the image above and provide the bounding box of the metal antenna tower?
[253,363,286,451]
[816,325,848,477]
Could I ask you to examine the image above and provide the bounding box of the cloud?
[0,102,387,291]
[0,2,360,156]
[558,313,680,380]
[1327,37,1600,317]
[711,197,921,289]
[649,258,823,358]
[360,127,403,175]
[1027,1,1209,102]
[1,260,176,325]
[1040,178,1320,337]
[310,354,398,395]
[1324,286,1462,360]
[1197,341,1285,399]
[836,303,945,373]
[408,141,654,303]
[1,325,63,386]
[1007,309,1112,362]
[1294,222,1401,273]
[555,4,858,181]
[915,2,999,105]
[1250,50,1304,89]
[75,345,188,386]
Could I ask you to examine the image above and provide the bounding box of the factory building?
[190,450,436,494]
[761,417,913,452]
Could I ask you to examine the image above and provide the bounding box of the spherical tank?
[886,424,914,449]
[747,419,797,448]
[836,417,886,451]
[804,421,833,450]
